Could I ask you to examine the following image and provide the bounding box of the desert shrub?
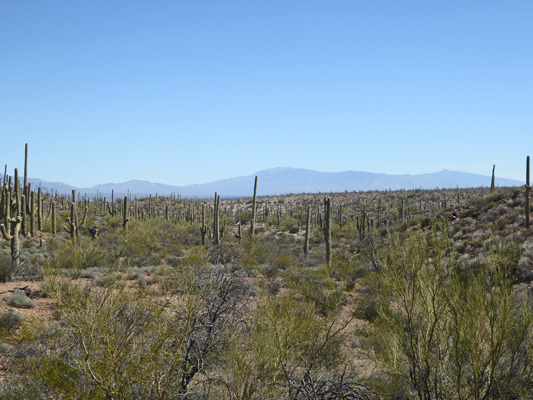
[179,246,206,268]
[0,377,51,400]
[289,277,346,318]
[0,255,14,283]
[354,287,385,322]
[43,266,250,399]
[94,272,122,287]
[5,289,36,309]
[206,244,242,266]
[164,255,181,267]
[43,240,109,273]
[372,223,533,399]
[219,289,349,398]
[236,210,252,224]
[0,311,21,333]
[282,216,299,232]
[345,280,356,291]
[420,216,432,229]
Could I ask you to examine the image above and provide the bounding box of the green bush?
[372,223,533,399]
[5,289,36,309]
[0,311,21,332]
[0,255,13,283]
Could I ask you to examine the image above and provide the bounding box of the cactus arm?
[219,220,226,241]
[1,223,12,240]
[64,218,73,234]
[80,206,88,228]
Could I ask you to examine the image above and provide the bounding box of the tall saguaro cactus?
[37,186,42,231]
[51,200,57,234]
[526,156,530,229]
[200,203,208,246]
[30,190,35,237]
[123,196,129,232]
[207,192,225,245]
[324,197,331,269]
[64,197,78,243]
[304,204,311,256]
[23,143,28,201]
[250,176,257,236]
[64,189,86,244]
[490,164,496,193]
[0,216,22,282]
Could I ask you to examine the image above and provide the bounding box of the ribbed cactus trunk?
[21,195,26,237]
[64,190,79,244]
[526,156,530,229]
[490,164,495,193]
[200,203,207,246]
[214,194,220,245]
[324,197,331,268]
[65,200,77,243]
[52,201,56,234]
[250,176,257,236]
[3,188,10,236]
[29,190,34,237]
[23,143,28,201]
[304,205,311,256]
[37,186,42,231]
[123,196,129,232]
[14,169,21,219]
[0,216,22,282]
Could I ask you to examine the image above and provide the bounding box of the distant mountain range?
[28,167,524,198]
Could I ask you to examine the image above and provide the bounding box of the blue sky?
[1,1,532,187]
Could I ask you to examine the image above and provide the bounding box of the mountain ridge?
[27,167,523,198]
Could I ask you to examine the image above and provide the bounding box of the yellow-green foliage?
[220,287,349,399]
[38,266,249,399]
[372,222,533,399]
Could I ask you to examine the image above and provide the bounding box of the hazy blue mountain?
[27,178,77,195]
[26,167,523,198]
[417,169,520,188]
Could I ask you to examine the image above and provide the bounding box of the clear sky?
[1,1,532,187]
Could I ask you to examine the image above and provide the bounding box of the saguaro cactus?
[357,205,368,239]
[398,197,404,221]
[37,186,42,231]
[200,203,208,246]
[207,193,225,245]
[250,176,257,236]
[30,190,35,237]
[64,199,78,243]
[0,216,22,281]
[23,143,28,200]
[304,204,311,256]
[526,156,530,229]
[490,164,495,193]
[108,190,116,216]
[64,189,86,244]
[21,194,27,237]
[51,200,56,234]
[123,196,129,232]
[324,197,331,268]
